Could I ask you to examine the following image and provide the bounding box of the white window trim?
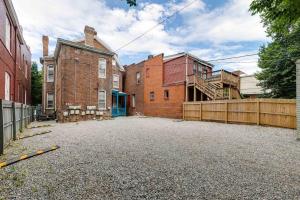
[113,74,119,89]
[98,90,106,110]
[136,72,141,84]
[47,93,54,109]
[132,94,136,108]
[5,14,11,52]
[98,58,107,79]
[5,72,10,101]
[47,65,54,82]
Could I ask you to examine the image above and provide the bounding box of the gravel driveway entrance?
[0,117,299,199]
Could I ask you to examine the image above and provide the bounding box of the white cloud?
[12,0,267,73]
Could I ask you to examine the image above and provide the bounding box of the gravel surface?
[0,117,299,199]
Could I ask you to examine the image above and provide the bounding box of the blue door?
[112,90,127,117]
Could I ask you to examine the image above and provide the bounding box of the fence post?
[25,106,28,128]
[256,99,260,125]
[199,103,202,121]
[0,100,4,155]
[12,102,16,140]
[296,59,300,140]
[225,102,228,123]
[20,104,23,132]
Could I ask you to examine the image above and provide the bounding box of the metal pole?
[0,100,4,154]
[296,59,300,140]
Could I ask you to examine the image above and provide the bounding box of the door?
[5,72,10,100]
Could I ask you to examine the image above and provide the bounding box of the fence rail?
[0,99,35,155]
[183,99,296,129]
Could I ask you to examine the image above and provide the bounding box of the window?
[47,65,54,82]
[47,93,54,108]
[224,88,229,97]
[112,59,116,66]
[99,58,106,78]
[98,90,106,110]
[25,62,28,79]
[5,72,10,100]
[132,94,136,108]
[193,62,197,74]
[136,72,141,84]
[198,64,202,77]
[5,15,11,52]
[113,74,119,89]
[146,68,150,78]
[149,91,155,101]
[164,90,169,100]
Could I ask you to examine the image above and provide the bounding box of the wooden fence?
[183,99,296,129]
[0,99,35,155]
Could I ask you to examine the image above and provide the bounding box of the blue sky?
[12,0,268,74]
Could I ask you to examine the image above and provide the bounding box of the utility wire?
[114,0,198,52]
[207,53,258,62]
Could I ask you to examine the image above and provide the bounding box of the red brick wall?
[144,54,185,118]
[124,61,145,115]
[0,0,31,103]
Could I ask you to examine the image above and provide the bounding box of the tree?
[31,62,43,105]
[250,0,300,98]
[125,0,136,6]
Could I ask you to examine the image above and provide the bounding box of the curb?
[0,145,60,169]
[18,130,52,140]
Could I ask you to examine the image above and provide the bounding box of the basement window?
[164,90,169,100]
[150,91,155,101]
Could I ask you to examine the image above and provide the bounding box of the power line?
[207,53,258,62]
[114,0,198,52]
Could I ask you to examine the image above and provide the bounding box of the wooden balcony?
[205,70,240,87]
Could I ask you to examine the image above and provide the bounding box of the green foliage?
[250,0,300,38]
[31,62,42,105]
[250,0,300,98]
[125,0,136,6]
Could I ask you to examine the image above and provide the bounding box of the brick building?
[41,26,126,122]
[0,0,31,104]
[125,52,240,118]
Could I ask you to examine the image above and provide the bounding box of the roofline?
[54,38,115,58]
[163,52,214,68]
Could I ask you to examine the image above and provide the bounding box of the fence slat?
[183,99,296,129]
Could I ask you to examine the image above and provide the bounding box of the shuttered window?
[98,90,106,110]
[113,74,119,89]
[99,58,106,78]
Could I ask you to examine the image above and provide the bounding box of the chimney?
[148,55,154,59]
[84,26,97,47]
[42,35,49,57]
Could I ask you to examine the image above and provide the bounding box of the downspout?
[185,53,188,102]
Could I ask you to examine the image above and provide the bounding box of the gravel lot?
[0,117,299,199]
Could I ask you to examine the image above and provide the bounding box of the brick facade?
[41,26,124,122]
[124,61,145,115]
[125,53,213,119]
[0,0,31,104]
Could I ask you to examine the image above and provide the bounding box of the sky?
[12,0,269,74]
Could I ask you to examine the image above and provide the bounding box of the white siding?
[240,75,263,95]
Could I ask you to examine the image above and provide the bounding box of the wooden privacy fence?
[183,99,296,129]
[0,99,35,155]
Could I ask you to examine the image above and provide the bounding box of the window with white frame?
[5,15,11,52]
[132,94,136,108]
[98,90,106,110]
[98,58,106,78]
[47,65,54,82]
[136,72,141,84]
[5,72,10,100]
[47,93,54,108]
[113,74,119,89]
